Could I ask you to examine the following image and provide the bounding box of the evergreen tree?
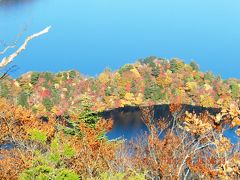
[31,72,40,85]
[78,96,99,128]
[230,82,239,97]
[0,83,9,98]
[43,98,54,111]
[18,92,29,108]
[190,61,199,71]
[151,65,160,77]
[170,58,184,73]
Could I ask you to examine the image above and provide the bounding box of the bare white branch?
[0,45,16,55]
[0,26,51,68]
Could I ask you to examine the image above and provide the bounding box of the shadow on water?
[101,104,220,139]
[100,104,239,143]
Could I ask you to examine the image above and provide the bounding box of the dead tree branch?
[0,26,51,69]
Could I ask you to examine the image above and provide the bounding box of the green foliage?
[144,86,153,99]
[151,65,160,77]
[54,169,79,180]
[44,72,54,82]
[141,56,157,66]
[31,72,40,85]
[144,84,165,101]
[204,71,214,83]
[130,80,137,94]
[19,165,53,180]
[63,144,75,158]
[29,129,47,143]
[194,73,201,81]
[78,96,100,128]
[0,82,9,98]
[49,86,60,104]
[118,87,126,98]
[91,80,98,92]
[141,56,160,77]
[230,82,239,97]
[69,70,77,79]
[190,61,199,71]
[19,135,78,180]
[19,165,79,180]
[59,97,100,136]
[105,87,112,96]
[18,92,29,108]
[66,84,75,99]
[49,152,61,164]
[100,171,146,180]
[42,98,54,111]
[60,118,82,137]
[118,64,134,75]
[50,138,59,151]
[170,58,184,73]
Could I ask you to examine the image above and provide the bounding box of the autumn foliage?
[0,58,239,114]
[0,58,239,179]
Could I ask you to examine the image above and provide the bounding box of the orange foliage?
[0,95,239,179]
[0,97,55,143]
[63,119,119,177]
[0,149,30,180]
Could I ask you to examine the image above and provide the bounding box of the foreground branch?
[0,26,51,68]
[0,45,16,55]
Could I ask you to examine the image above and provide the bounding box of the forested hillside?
[1,57,239,115]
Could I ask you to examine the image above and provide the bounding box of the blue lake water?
[0,0,240,79]
[103,105,239,143]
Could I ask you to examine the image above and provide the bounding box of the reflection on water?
[103,105,239,143]
[103,104,219,140]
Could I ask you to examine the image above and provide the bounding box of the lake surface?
[0,0,240,79]
[104,105,239,144]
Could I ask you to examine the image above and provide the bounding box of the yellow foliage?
[185,82,197,91]
[120,93,144,106]
[156,74,172,87]
[130,68,141,78]
[200,94,214,107]
[204,84,212,91]
[232,117,240,127]
[124,92,135,101]
[120,93,134,106]
[34,103,48,115]
[175,87,185,97]
[104,95,116,108]
[135,93,143,105]
[219,103,240,127]
[98,70,111,84]
[51,106,58,114]
[214,135,232,154]
[183,111,213,134]
[217,97,232,109]
[215,113,223,124]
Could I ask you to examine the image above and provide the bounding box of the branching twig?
[0,26,51,68]
[0,65,17,80]
[0,45,16,55]
[177,142,213,177]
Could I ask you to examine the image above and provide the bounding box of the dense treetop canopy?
[0,57,239,115]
